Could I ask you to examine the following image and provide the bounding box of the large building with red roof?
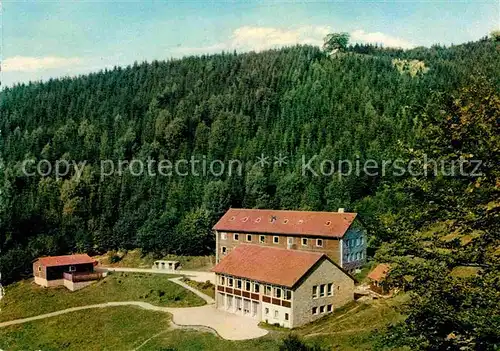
[214,208,367,272]
[212,244,355,328]
[33,254,103,291]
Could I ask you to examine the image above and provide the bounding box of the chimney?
[338,208,345,213]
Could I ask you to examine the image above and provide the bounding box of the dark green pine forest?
[1,36,499,349]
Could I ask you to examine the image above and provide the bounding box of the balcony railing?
[63,271,103,282]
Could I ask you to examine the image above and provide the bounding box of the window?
[327,283,333,296]
[265,285,272,296]
[360,237,364,245]
[312,286,318,298]
[233,233,239,241]
[265,307,269,315]
[316,239,323,247]
[327,304,333,312]
[356,238,360,246]
[273,236,279,244]
[246,234,252,242]
[228,278,233,287]
[236,279,242,289]
[284,289,292,300]
[220,276,225,285]
[221,232,227,240]
[245,281,251,291]
[254,283,260,293]
[273,287,282,299]
[38,266,42,272]
[259,235,265,243]
[312,307,318,315]
[320,306,325,313]
[319,284,326,297]
[221,246,227,255]
[285,313,289,321]
[274,310,279,318]
[301,238,308,246]
[68,265,76,272]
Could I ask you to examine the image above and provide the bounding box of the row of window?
[345,237,364,247]
[220,233,324,247]
[265,307,289,321]
[312,283,335,298]
[312,304,333,315]
[344,251,365,263]
[218,275,292,300]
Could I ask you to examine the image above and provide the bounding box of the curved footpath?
[0,277,267,341]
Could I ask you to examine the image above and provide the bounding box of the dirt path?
[0,272,267,340]
[0,301,267,340]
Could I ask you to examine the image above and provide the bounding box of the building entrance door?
[252,301,259,318]
[235,297,242,314]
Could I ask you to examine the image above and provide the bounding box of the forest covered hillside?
[0,37,499,348]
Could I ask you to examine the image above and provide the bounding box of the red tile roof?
[36,254,96,267]
[367,264,391,282]
[213,208,357,238]
[212,244,328,288]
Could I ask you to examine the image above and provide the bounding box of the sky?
[1,0,499,87]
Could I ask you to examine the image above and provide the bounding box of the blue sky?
[2,0,499,87]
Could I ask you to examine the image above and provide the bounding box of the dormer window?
[229,216,235,221]
[283,219,289,224]
[325,220,332,226]
[270,215,277,223]
[242,217,248,222]
[255,217,261,223]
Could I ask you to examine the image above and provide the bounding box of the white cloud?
[230,25,332,51]
[350,29,414,49]
[174,25,333,55]
[3,56,83,72]
[174,25,414,57]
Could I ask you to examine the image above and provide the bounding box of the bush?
[108,253,122,263]
[279,334,327,351]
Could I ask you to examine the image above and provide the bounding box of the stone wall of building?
[291,258,354,328]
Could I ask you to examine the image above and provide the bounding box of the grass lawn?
[95,249,215,271]
[0,273,205,323]
[0,306,172,351]
[0,296,408,351]
[180,277,215,298]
